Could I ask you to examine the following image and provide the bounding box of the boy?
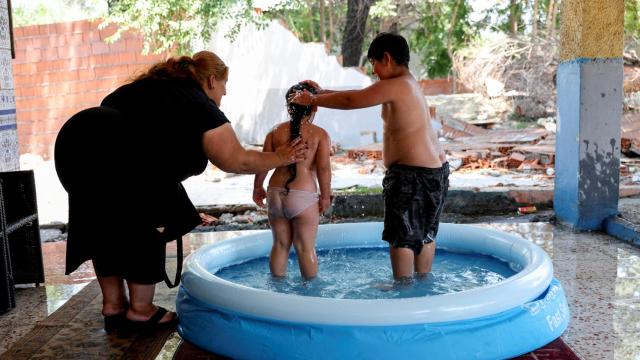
[289,32,448,281]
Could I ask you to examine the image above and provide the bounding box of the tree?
[410,0,476,78]
[12,0,106,27]
[102,0,248,55]
[341,0,376,66]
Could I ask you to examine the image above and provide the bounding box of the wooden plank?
[444,118,488,135]
[456,129,548,144]
[0,281,101,360]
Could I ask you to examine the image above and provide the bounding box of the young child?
[290,33,448,282]
[253,83,332,279]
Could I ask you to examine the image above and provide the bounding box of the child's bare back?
[267,121,330,193]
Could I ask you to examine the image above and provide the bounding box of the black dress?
[54,77,229,284]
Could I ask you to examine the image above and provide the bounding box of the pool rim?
[180,222,553,325]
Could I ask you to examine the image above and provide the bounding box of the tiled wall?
[12,19,167,159]
[0,0,18,171]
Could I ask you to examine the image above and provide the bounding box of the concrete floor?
[1,222,639,359]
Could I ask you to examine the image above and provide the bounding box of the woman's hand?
[319,194,332,215]
[275,137,307,166]
[253,187,267,208]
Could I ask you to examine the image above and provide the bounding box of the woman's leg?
[95,272,128,316]
[292,204,319,279]
[126,282,176,323]
[269,215,293,277]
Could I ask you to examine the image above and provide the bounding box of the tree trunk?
[546,0,556,36]
[446,0,462,59]
[319,0,327,43]
[341,0,375,67]
[306,0,316,40]
[532,0,539,37]
[508,0,518,35]
[447,0,462,93]
[328,0,335,48]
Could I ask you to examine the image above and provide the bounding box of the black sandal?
[126,306,179,332]
[104,312,127,333]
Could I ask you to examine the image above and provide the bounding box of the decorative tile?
[0,89,15,111]
[0,8,10,50]
[0,128,18,171]
[0,48,13,90]
[0,112,16,126]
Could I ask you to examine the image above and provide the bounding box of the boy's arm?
[292,78,400,110]
[299,80,338,95]
[253,132,274,207]
[315,130,332,214]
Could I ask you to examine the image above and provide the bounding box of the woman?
[54,51,307,332]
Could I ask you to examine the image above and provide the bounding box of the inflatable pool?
[177,222,569,359]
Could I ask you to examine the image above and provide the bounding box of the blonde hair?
[134,51,229,86]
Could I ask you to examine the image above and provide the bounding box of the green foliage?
[625,0,640,40]
[369,0,397,19]
[261,0,347,53]
[12,0,106,27]
[334,185,383,195]
[102,0,254,55]
[410,0,476,79]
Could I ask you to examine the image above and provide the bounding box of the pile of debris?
[345,113,640,180]
[623,112,640,156]
[442,119,555,173]
[197,208,269,231]
[453,34,558,118]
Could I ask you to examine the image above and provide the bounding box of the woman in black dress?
[54,51,307,331]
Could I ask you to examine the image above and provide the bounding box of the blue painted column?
[554,1,624,230]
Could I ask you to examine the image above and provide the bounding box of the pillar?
[554,0,624,230]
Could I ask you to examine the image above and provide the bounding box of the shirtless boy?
[254,83,332,279]
[290,32,448,281]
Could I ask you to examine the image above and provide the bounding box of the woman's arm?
[203,123,306,174]
[253,132,274,207]
[315,130,332,214]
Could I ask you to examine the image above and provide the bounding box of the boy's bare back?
[266,121,330,192]
[379,74,444,169]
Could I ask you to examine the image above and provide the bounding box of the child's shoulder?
[308,123,330,138]
[269,121,290,134]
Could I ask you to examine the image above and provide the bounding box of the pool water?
[215,247,517,299]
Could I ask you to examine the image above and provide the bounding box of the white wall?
[208,21,383,148]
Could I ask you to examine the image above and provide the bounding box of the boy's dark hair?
[367,33,410,67]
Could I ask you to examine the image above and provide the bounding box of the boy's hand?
[253,187,267,208]
[289,90,314,106]
[319,194,332,214]
[299,80,322,92]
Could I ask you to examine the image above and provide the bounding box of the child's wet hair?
[283,83,317,193]
[367,32,410,67]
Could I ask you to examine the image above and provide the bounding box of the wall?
[209,21,383,148]
[12,19,166,159]
[419,79,471,96]
[0,0,18,171]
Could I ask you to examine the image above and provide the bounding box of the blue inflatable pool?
[177,222,570,359]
